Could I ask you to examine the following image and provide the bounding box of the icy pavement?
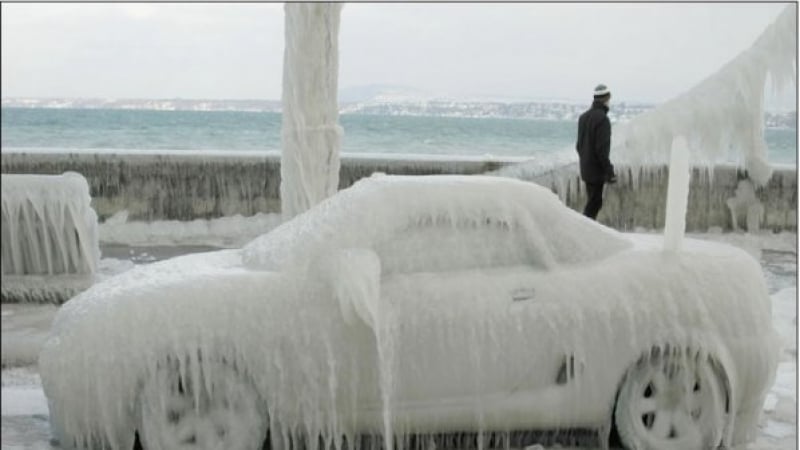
[1,237,796,449]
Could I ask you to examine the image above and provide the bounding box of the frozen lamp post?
[280,3,344,220]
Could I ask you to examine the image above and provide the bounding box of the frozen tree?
[280,3,344,220]
[614,5,796,186]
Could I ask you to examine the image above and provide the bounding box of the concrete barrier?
[1,150,796,232]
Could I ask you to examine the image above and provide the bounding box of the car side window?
[374,215,546,275]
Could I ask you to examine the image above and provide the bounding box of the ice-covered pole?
[280,3,344,220]
[663,137,691,252]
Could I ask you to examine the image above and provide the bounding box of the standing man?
[576,84,617,220]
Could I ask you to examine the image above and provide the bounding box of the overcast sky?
[1,2,795,106]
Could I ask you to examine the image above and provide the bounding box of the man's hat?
[593,84,611,98]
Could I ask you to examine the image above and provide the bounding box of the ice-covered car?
[40,174,779,450]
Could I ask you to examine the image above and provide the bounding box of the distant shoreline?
[3,102,795,128]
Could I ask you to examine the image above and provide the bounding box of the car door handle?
[511,287,536,302]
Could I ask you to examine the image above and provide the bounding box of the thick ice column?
[280,3,344,220]
[663,137,691,252]
[614,5,796,186]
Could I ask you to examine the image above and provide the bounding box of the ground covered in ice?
[1,233,796,449]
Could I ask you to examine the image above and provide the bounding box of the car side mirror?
[326,248,381,330]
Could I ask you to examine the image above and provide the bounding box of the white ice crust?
[613,5,797,185]
[1,172,100,278]
[39,175,779,449]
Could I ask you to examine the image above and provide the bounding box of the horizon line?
[2,96,797,112]
[0,96,685,106]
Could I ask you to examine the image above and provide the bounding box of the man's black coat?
[576,100,614,183]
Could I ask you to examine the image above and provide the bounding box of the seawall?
[517,162,797,232]
[1,150,796,232]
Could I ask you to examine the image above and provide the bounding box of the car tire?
[614,349,726,450]
[137,357,267,450]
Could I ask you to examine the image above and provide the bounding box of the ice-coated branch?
[614,5,796,186]
[280,3,344,220]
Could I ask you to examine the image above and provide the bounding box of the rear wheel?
[138,359,266,450]
[614,351,726,450]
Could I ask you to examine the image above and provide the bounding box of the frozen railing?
[1,172,100,303]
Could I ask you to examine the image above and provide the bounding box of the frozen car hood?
[48,249,246,335]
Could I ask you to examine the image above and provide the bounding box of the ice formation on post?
[663,137,691,252]
[613,5,796,186]
[1,172,100,302]
[280,3,344,220]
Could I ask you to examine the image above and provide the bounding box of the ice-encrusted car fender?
[40,250,297,450]
[611,235,779,444]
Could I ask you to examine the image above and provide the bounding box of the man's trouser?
[583,181,605,220]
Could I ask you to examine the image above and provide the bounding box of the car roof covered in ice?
[242,174,631,271]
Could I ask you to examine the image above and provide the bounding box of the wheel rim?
[140,361,265,450]
[616,355,725,450]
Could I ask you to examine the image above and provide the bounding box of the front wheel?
[614,351,726,450]
[138,358,266,450]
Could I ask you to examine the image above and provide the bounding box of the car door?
[368,213,566,420]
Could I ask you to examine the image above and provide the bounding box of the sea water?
[6,107,792,164]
